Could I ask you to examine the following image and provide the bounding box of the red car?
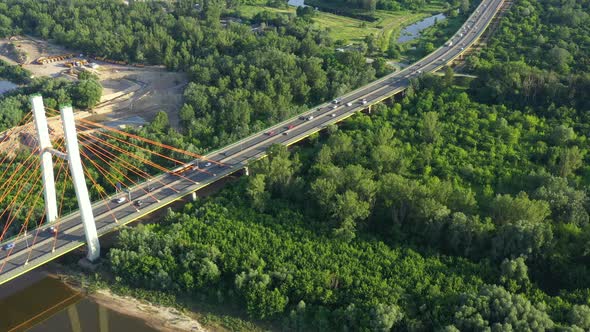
[266,130,276,136]
[286,124,295,130]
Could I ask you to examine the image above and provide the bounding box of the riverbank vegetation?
[105,68,590,329]
[102,0,590,326]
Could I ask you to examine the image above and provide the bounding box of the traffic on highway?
[0,0,504,285]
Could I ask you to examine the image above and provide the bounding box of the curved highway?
[0,0,504,285]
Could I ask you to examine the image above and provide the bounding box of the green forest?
[104,0,590,329]
[0,0,590,329]
[0,0,384,148]
[107,73,590,329]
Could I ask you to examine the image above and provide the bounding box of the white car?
[332,99,340,104]
[205,162,212,167]
[360,99,367,105]
[331,104,338,109]
[307,115,314,120]
[330,113,336,117]
[346,102,352,107]
[115,197,126,204]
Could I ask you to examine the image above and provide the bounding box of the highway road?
[0,0,505,285]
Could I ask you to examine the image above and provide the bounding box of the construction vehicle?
[36,54,75,64]
[64,59,88,68]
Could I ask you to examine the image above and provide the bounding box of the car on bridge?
[48,226,57,234]
[332,99,340,104]
[360,99,367,105]
[2,242,15,251]
[115,197,126,204]
[266,130,276,136]
[204,162,212,167]
[346,102,352,107]
[134,200,143,207]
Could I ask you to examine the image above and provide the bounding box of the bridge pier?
[67,304,82,332]
[191,192,197,201]
[99,304,109,332]
[243,166,249,176]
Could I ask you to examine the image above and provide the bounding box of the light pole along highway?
[0,0,505,286]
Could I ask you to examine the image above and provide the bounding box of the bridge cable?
[25,154,68,265]
[80,131,203,186]
[78,151,122,222]
[77,140,152,202]
[76,131,181,193]
[75,122,214,176]
[0,153,42,243]
[75,117,225,166]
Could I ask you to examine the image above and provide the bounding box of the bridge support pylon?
[31,95,58,223]
[60,105,100,261]
[31,98,101,261]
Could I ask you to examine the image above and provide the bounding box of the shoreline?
[52,270,208,332]
[89,288,208,332]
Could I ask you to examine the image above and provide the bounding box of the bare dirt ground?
[0,36,186,154]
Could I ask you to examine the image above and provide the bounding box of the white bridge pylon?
[30,95,100,261]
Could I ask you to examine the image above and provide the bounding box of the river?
[397,13,447,43]
[0,272,159,332]
[0,178,237,331]
[288,0,306,7]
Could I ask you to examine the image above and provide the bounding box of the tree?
[247,174,269,212]
[500,257,529,291]
[556,146,584,177]
[550,125,575,146]
[533,176,589,226]
[492,219,553,259]
[149,111,169,132]
[369,303,403,332]
[420,111,442,144]
[460,0,470,13]
[453,285,554,330]
[490,192,551,225]
[547,46,573,72]
[444,66,454,86]
[179,103,195,127]
[569,305,590,330]
[70,78,102,109]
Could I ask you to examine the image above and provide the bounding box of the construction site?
[0,36,187,154]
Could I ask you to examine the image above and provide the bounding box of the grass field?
[238,4,447,46]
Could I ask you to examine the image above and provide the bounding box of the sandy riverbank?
[89,288,208,332]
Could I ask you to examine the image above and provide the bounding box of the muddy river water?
[0,271,158,332]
